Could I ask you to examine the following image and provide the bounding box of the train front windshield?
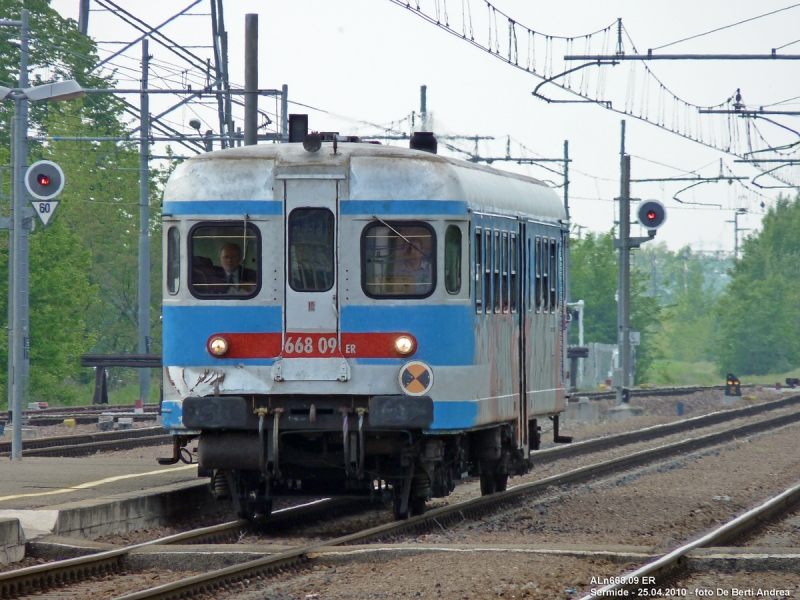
[362,223,435,298]
[189,223,261,299]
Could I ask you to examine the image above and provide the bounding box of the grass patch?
[0,376,161,411]
[646,360,721,387]
[644,360,800,388]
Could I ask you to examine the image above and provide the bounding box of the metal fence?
[580,343,635,390]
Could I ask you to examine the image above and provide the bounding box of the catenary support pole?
[281,84,288,142]
[619,155,632,399]
[19,9,30,417]
[563,139,571,384]
[420,85,427,131]
[10,10,29,460]
[138,38,151,403]
[615,121,626,407]
[78,0,90,35]
[243,13,257,146]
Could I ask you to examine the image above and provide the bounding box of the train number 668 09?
[283,335,338,356]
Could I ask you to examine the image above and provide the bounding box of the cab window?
[166,226,180,295]
[289,208,335,292]
[189,223,260,299]
[445,225,462,295]
[362,222,435,298]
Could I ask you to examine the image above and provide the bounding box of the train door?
[278,175,347,381]
[516,221,528,452]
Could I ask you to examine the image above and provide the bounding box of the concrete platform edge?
[0,518,25,564]
[47,480,215,539]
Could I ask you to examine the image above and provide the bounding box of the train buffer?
[80,354,162,404]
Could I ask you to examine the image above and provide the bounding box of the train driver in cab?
[392,230,432,294]
[217,242,257,294]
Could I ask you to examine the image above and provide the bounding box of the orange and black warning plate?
[398,361,434,396]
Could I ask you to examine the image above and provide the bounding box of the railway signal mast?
[0,9,84,460]
[615,122,667,409]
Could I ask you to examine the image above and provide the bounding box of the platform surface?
[0,456,198,510]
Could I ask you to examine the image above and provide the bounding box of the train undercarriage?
[161,395,569,520]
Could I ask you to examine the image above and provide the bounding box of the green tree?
[650,247,718,363]
[715,196,800,375]
[570,230,661,383]
[0,0,164,405]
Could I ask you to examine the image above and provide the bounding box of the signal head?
[637,200,666,230]
[25,160,64,200]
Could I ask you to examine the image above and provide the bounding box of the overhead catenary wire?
[389,0,799,189]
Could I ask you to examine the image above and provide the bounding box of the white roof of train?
[164,143,566,222]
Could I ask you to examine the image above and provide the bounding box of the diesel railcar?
[159,135,570,519]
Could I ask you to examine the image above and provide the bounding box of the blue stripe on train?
[162,305,282,366]
[340,200,468,215]
[162,200,282,215]
[163,200,467,216]
[162,304,475,366]
[341,304,474,366]
[430,400,479,430]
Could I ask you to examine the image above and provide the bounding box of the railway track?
[581,480,800,599]
[535,391,800,462]
[4,390,796,462]
[0,404,159,419]
[580,383,757,401]
[0,426,170,458]
[2,401,795,600]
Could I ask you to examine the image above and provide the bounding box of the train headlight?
[208,336,229,356]
[394,335,415,355]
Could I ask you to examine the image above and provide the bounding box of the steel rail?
[0,427,170,458]
[580,383,746,401]
[111,408,800,600]
[0,498,365,598]
[0,404,159,420]
[20,414,158,427]
[580,481,800,599]
[535,392,800,463]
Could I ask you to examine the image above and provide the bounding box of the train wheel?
[479,459,507,496]
[479,469,497,496]
[392,487,410,520]
[410,496,426,516]
[237,497,273,521]
[236,502,257,521]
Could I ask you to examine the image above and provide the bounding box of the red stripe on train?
[206,332,417,359]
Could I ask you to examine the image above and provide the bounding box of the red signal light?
[647,210,656,220]
[37,174,51,186]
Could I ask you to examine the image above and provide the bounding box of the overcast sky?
[50,0,800,253]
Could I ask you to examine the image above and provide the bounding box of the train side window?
[534,236,542,312]
[189,222,260,299]
[445,225,462,295]
[484,230,492,314]
[362,222,435,298]
[493,231,501,313]
[526,238,531,312]
[550,238,557,312]
[510,233,517,313]
[542,236,550,312]
[501,232,509,312]
[474,228,482,312]
[167,226,180,295]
